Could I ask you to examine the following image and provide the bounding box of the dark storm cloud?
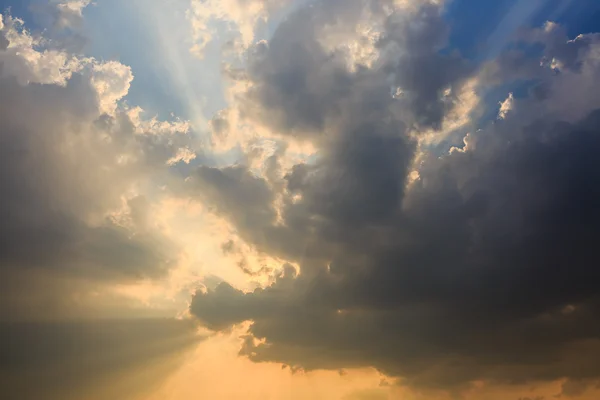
[194,165,278,228]
[231,0,473,138]
[195,0,477,260]
[190,0,600,390]
[193,108,600,389]
[237,0,361,137]
[379,2,473,130]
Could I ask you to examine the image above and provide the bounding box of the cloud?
[0,14,133,111]
[189,0,600,392]
[0,11,206,399]
[0,11,196,321]
[0,15,7,50]
[188,0,290,56]
[0,15,83,85]
[27,0,92,30]
[498,92,514,119]
[222,0,472,144]
[54,0,92,28]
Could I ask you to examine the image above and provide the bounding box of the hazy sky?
[2,1,600,399]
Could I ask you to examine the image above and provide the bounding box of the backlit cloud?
[189,0,600,394]
[3,1,600,399]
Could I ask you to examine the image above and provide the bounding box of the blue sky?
[445,0,600,61]
[0,0,229,122]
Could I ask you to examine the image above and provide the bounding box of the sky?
[2,0,600,399]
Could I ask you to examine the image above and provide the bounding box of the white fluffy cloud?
[54,0,92,27]
[497,92,514,119]
[188,0,289,56]
[0,13,135,114]
[0,15,82,85]
[89,61,134,115]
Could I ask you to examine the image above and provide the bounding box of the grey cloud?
[477,46,549,91]
[184,163,312,262]
[190,4,600,391]
[380,3,473,130]
[193,106,600,390]
[196,0,461,262]
[0,75,179,279]
[209,109,231,146]
[525,22,600,72]
[286,121,413,227]
[221,239,237,255]
[0,61,192,320]
[192,165,278,230]
[230,0,472,139]
[483,29,600,126]
[0,32,8,50]
[239,14,353,136]
[29,0,91,28]
[24,1,90,53]
[481,23,600,91]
